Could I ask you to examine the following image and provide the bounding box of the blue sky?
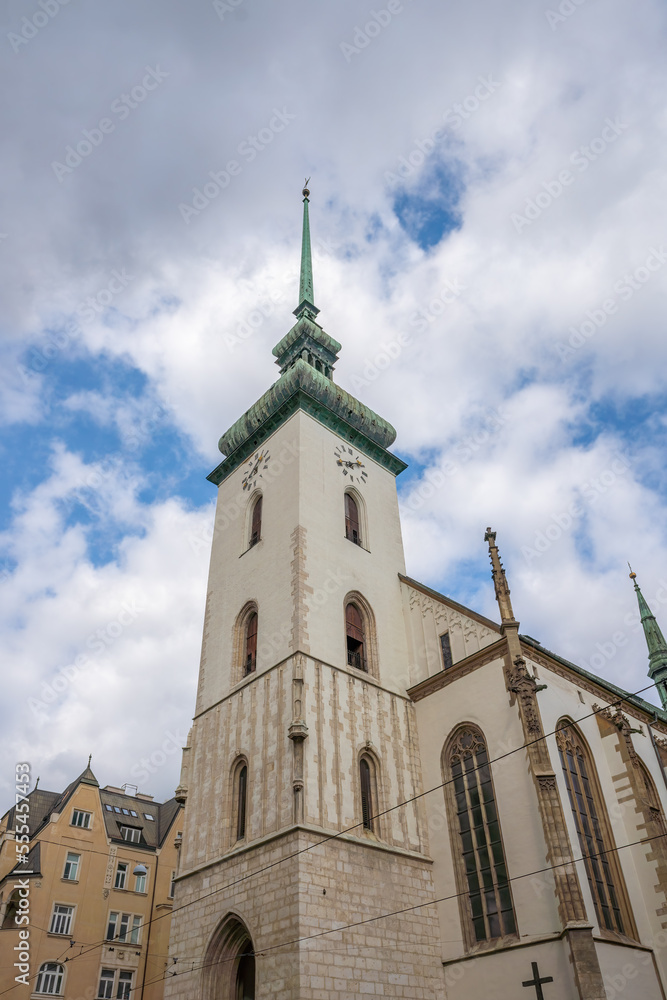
[1,0,666,806]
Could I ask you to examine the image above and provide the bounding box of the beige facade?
[0,768,182,1000]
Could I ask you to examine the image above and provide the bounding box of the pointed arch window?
[244,613,258,676]
[346,603,366,671]
[236,950,255,999]
[249,496,262,548]
[201,915,256,1000]
[444,726,516,945]
[236,764,248,841]
[345,493,361,545]
[556,721,634,935]
[359,756,376,831]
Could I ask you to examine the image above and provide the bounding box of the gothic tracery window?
[359,755,378,832]
[235,763,248,841]
[556,720,634,935]
[444,726,516,945]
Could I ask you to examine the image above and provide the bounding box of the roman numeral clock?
[334,444,368,485]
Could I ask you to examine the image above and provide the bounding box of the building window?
[556,720,634,935]
[236,764,248,841]
[244,613,258,676]
[49,904,74,936]
[105,804,113,812]
[35,963,64,995]
[71,809,91,829]
[346,603,366,671]
[143,813,155,821]
[97,969,133,1000]
[249,495,262,547]
[129,809,138,817]
[359,756,378,832]
[440,632,453,670]
[235,951,255,1000]
[63,852,80,881]
[114,862,128,889]
[119,826,142,844]
[345,492,361,545]
[134,870,147,893]
[168,871,176,899]
[1,890,20,929]
[97,969,115,999]
[106,912,141,944]
[444,726,517,945]
[117,971,133,1000]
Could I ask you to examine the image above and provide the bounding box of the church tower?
[164,188,446,999]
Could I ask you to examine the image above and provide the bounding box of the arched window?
[556,720,635,936]
[359,756,376,832]
[443,726,517,946]
[244,613,258,676]
[201,915,256,999]
[236,764,248,841]
[249,496,262,548]
[35,963,64,996]
[346,603,366,671]
[345,493,361,545]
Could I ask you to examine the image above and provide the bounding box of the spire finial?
[485,527,519,630]
[629,567,667,709]
[88,754,92,767]
[294,180,319,321]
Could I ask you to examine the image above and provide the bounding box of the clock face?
[334,445,368,485]
[242,449,271,491]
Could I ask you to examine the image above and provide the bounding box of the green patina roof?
[272,315,342,368]
[631,571,667,709]
[217,358,397,457]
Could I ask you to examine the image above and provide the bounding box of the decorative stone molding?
[506,656,546,736]
[592,704,644,766]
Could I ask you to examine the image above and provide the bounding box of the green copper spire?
[294,179,319,320]
[630,565,667,709]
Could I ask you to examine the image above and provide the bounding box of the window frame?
[62,852,80,881]
[49,903,74,936]
[358,753,381,836]
[97,968,115,1000]
[439,631,453,670]
[235,762,248,842]
[35,962,64,996]
[106,911,141,945]
[442,724,518,951]
[249,493,263,548]
[119,825,142,844]
[71,809,92,829]
[114,862,128,890]
[343,592,378,678]
[96,968,133,1000]
[134,869,147,893]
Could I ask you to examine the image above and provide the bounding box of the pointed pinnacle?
[294,181,319,320]
[485,526,518,629]
[629,568,667,710]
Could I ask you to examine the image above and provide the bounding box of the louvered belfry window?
[345,493,361,545]
[250,496,262,547]
[556,722,629,934]
[244,613,257,675]
[448,727,516,943]
[346,603,366,671]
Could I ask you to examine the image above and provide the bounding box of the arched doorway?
[201,914,256,999]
